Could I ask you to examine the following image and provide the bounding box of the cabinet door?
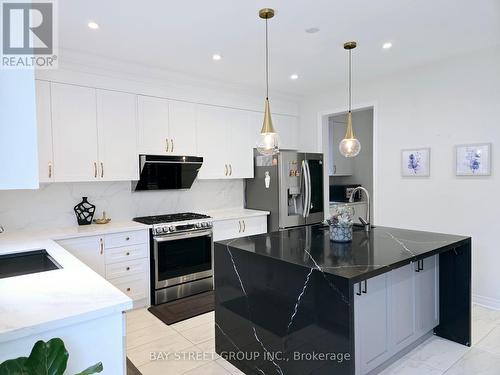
[168,100,197,155]
[390,263,417,352]
[273,114,299,150]
[329,121,353,176]
[354,273,390,375]
[35,80,54,183]
[51,83,98,182]
[57,236,105,277]
[416,255,439,334]
[137,95,169,154]
[97,90,138,181]
[213,219,243,241]
[196,105,228,179]
[227,109,255,179]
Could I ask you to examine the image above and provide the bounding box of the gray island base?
[214,225,471,375]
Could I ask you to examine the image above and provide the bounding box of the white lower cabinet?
[354,255,439,375]
[213,215,267,241]
[57,236,106,277]
[57,229,150,307]
[416,255,439,334]
[354,273,390,375]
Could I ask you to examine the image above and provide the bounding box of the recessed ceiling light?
[305,27,320,34]
[290,74,299,80]
[382,42,392,49]
[212,54,222,61]
[87,21,99,30]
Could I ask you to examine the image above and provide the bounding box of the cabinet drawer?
[106,258,149,280]
[104,230,148,248]
[111,274,148,301]
[213,215,267,241]
[105,243,148,264]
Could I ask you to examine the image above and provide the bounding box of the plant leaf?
[24,338,68,375]
[73,362,103,375]
[0,357,29,375]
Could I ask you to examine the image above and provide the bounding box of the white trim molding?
[474,294,500,311]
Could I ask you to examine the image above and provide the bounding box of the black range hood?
[133,155,203,191]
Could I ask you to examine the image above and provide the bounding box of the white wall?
[299,47,500,308]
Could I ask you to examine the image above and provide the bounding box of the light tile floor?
[126,304,500,374]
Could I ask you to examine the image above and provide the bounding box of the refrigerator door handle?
[302,160,311,218]
[301,160,309,218]
[305,160,312,218]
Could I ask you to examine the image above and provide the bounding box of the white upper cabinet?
[168,100,197,155]
[273,114,299,150]
[0,69,39,190]
[35,80,54,183]
[227,108,256,179]
[97,90,138,181]
[51,83,99,182]
[137,95,169,154]
[196,104,228,179]
[197,105,259,180]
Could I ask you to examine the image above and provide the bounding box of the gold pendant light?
[256,8,279,156]
[339,41,361,158]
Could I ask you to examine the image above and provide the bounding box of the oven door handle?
[153,229,213,243]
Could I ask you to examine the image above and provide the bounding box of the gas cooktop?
[133,212,211,225]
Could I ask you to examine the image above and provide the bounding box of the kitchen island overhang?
[214,225,471,375]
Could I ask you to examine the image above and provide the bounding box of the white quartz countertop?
[203,208,270,221]
[0,221,150,243]
[0,239,133,343]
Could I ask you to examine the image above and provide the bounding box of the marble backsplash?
[0,179,244,231]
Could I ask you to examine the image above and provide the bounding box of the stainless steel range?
[133,213,213,305]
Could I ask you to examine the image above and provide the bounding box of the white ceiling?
[59,0,500,96]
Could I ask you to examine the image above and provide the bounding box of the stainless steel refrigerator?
[245,150,324,232]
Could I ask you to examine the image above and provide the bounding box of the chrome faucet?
[349,186,371,232]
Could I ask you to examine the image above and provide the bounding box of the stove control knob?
[155,228,161,234]
[195,223,202,228]
[160,227,167,233]
[168,226,175,232]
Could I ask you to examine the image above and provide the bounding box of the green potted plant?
[0,338,103,375]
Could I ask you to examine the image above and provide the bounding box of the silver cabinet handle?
[229,164,232,176]
[238,220,242,233]
[100,162,104,178]
[48,162,52,179]
[99,238,104,255]
[171,138,174,153]
[242,220,246,232]
[94,162,97,178]
[165,138,169,152]
[333,164,337,174]
[362,280,367,293]
[224,164,228,176]
[356,283,362,296]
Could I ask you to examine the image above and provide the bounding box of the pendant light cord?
[265,18,269,100]
[348,49,352,112]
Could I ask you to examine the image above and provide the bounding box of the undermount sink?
[0,250,61,279]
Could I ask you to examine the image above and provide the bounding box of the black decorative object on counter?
[73,197,96,226]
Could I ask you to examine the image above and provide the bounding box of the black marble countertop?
[217,224,470,282]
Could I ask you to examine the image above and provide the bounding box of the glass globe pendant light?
[339,41,361,158]
[256,8,279,156]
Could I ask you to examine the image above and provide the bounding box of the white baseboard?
[473,294,500,310]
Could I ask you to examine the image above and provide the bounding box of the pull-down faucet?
[349,186,371,232]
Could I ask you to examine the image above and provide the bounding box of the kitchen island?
[214,225,471,375]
